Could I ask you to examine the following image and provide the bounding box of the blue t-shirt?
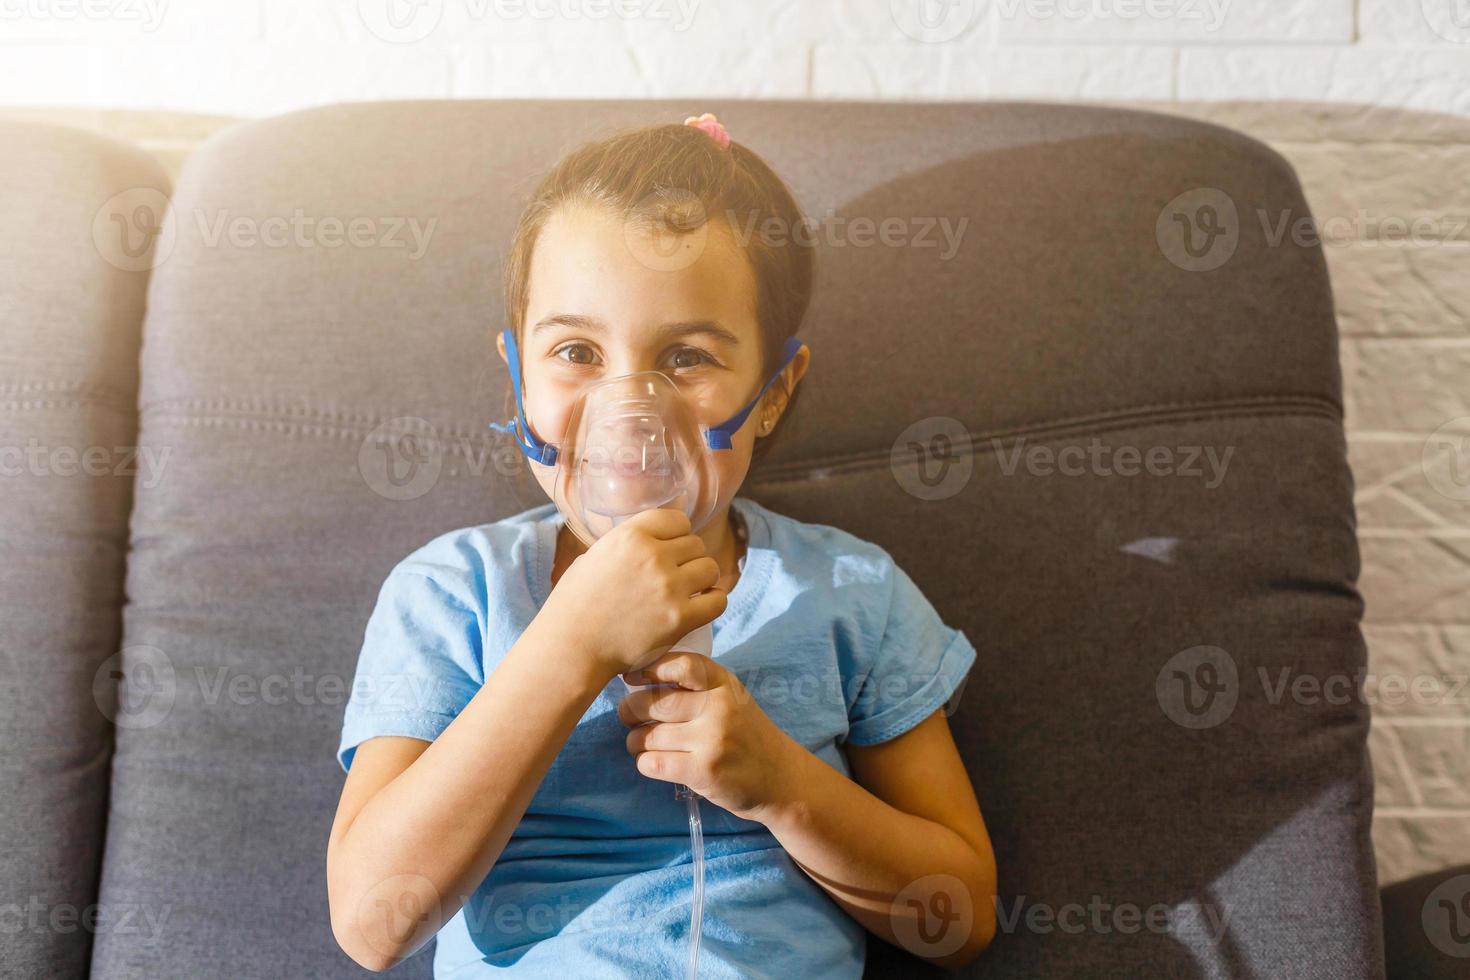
[338,495,977,979]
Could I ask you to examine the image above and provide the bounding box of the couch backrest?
[0,119,170,977]
[86,99,1382,978]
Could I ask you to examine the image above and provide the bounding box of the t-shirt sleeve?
[336,557,486,773]
[844,556,977,747]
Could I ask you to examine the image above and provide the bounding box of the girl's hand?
[616,651,807,824]
[539,508,727,680]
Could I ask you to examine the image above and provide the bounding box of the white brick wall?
[2,0,1469,115]
[3,0,1465,887]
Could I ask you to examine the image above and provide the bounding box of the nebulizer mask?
[489,328,802,979]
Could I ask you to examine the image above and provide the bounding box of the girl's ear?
[495,331,509,368]
[761,344,810,427]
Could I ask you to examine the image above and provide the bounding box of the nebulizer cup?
[550,371,715,978]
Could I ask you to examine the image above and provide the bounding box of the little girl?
[327,112,995,978]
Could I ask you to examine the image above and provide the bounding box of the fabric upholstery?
[0,119,169,978]
[82,99,1380,979]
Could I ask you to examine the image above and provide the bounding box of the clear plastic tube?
[678,785,704,979]
[622,621,712,978]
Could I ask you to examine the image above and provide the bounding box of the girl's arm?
[326,614,612,972]
[757,708,997,969]
[619,649,994,968]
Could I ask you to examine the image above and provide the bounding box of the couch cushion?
[0,119,169,978]
[93,99,1381,978]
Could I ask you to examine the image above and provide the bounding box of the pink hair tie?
[683,112,731,150]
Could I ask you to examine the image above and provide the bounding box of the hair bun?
[683,112,732,150]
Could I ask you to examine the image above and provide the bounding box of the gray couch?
[2,100,1389,978]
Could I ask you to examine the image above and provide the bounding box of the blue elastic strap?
[488,331,803,464]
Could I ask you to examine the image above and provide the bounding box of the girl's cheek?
[525,378,581,445]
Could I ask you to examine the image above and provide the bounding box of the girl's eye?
[551,344,716,371]
[553,343,597,366]
[667,346,714,371]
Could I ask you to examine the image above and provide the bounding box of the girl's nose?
[604,351,663,378]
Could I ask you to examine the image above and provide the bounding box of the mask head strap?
[703,336,802,450]
[488,331,804,463]
[487,328,561,467]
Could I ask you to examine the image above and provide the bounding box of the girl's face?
[497,201,808,529]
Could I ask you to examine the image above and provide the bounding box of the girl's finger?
[624,719,694,756]
[622,650,719,691]
[633,748,694,786]
[617,687,709,726]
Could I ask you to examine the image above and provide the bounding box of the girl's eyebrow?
[531,314,742,348]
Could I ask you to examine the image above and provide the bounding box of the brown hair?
[501,121,814,468]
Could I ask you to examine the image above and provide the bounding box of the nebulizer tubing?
[670,621,713,980]
[681,784,705,980]
[622,599,712,979]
